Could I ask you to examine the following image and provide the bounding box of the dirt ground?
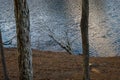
[0,48,120,80]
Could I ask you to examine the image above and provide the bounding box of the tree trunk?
[13,0,33,80]
[0,29,9,80]
[80,0,90,80]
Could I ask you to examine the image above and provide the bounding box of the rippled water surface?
[0,0,120,56]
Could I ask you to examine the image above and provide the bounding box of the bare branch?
[0,36,16,45]
[49,34,72,55]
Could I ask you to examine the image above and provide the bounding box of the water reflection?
[1,0,120,56]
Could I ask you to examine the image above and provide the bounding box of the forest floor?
[0,48,120,80]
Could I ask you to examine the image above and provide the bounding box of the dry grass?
[0,48,120,80]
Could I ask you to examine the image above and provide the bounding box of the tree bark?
[0,29,9,80]
[80,0,90,80]
[13,0,33,80]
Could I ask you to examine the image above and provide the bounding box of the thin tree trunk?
[80,0,90,80]
[13,0,33,80]
[0,29,9,80]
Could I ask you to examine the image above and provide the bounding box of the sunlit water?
[0,0,120,56]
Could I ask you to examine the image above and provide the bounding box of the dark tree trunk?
[13,0,33,80]
[80,0,90,80]
[0,29,9,80]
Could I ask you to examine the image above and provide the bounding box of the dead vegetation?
[0,48,120,80]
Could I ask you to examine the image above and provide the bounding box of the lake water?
[0,0,120,56]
